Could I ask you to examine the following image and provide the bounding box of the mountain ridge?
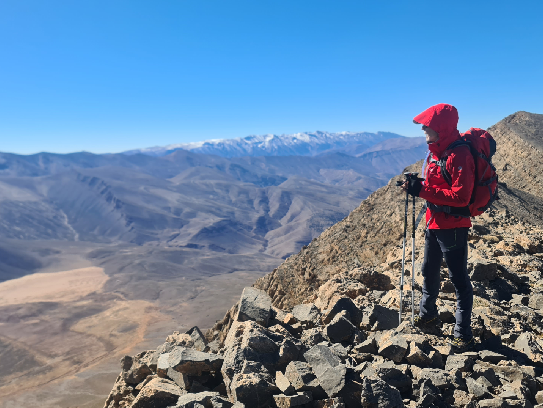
[122,131,412,158]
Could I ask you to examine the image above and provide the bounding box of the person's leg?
[419,229,443,319]
[438,228,473,339]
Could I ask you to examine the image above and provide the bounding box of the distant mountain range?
[122,131,407,158]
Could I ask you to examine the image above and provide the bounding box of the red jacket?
[413,104,475,229]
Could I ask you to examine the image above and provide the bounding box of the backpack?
[430,128,498,217]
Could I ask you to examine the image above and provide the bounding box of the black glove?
[406,177,424,197]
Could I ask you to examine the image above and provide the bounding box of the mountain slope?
[251,111,543,310]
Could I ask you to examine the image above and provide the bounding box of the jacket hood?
[414,103,460,157]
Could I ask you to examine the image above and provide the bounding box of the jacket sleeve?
[419,146,475,207]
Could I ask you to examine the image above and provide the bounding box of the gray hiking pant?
[419,227,473,339]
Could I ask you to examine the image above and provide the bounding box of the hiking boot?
[413,315,442,335]
[449,336,475,353]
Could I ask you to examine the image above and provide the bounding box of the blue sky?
[1,0,542,154]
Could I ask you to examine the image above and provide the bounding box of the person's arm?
[418,147,475,207]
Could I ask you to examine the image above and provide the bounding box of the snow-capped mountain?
[122,131,406,158]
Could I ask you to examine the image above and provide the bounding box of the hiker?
[401,103,475,351]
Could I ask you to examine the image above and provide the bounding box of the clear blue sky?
[1,0,542,154]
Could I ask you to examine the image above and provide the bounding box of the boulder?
[353,338,377,355]
[315,277,367,311]
[158,347,223,376]
[469,259,498,281]
[377,335,408,363]
[174,391,232,407]
[130,378,184,408]
[325,312,356,343]
[103,376,137,408]
[185,327,209,352]
[361,304,397,331]
[417,379,440,408]
[292,303,321,327]
[300,328,327,348]
[416,368,458,391]
[221,321,301,400]
[465,376,491,399]
[349,268,393,291]
[529,292,543,311]
[276,371,296,395]
[284,361,325,398]
[229,361,278,408]
[515,332,543,364]
[312,398,346,408]
[322,297,363,327]
[304,345,346,397]
[479,350,506,364]
[359,361,412,397]
[359,377,404,408]
[120,351,154,385]
[445,354,475,372]
[405,341,433,367]
[235,287,272,327]
[273,392,313,408]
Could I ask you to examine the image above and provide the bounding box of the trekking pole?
[411,173,418,325]
[397,174,410,326]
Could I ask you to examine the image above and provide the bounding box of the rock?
[325,312,356,343]
[174,391,232,407]
[377,335,408,363]
[163,368,191,390]
[453,389,474,407]
[185,327,209,352]
[301,328,327,348]
[329,343,349,362]
[273,392,313,408]
[312,398,345,408]
[229,361,278,408]
[283,313,297,325]
[515,332,543,364]
[353,338,377,355]
[292,303,321,327]
[479,350,506,364]
[130,378,184,408]
[304,345,346,397]
[359,362,412,397]
[416,368,456,390]
[469,259,498,281]
[445,354,475,372]
[465,376,490,399]
[536,390,543,404]
[284,361,325,399]
[360,377,404,408]
[314,277,367,311]
[417,379,440,408]
[235,287,272,327]
[221,321,301,400]
[511,294,529,307]
[322,297,363,327]
[103,376,137,408]
[361,304,398,331]
[529,292,543,311]
[276,371,296,395]
[478,398,506,407]
[158,347,223,376]
[120,352,154,385]
[405,341,433,367]
[349,268,393,291]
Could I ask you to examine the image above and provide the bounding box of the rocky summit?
[104,112,543,408]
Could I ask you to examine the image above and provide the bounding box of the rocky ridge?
[104,112,543,408]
